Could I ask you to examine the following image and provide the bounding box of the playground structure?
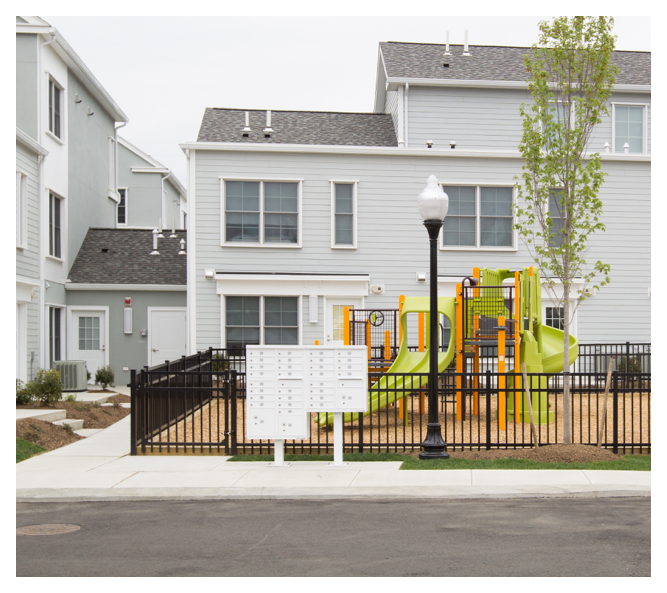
[320,266,578,430]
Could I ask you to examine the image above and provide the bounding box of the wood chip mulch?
[17,396,131,429]
[16,419,83,452]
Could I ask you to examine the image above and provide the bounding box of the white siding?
[193,149,650,348]
[16,142,40,279]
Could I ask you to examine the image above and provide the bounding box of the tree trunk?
[562,282,571,444]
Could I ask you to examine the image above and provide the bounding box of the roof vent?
[263,110,274,133]
[444,32,451,56]
[150,228,160,255]
[101,248,109,253]
[463,30,471,56]
[443,63,450,68]
[178,238,186,255]
[242,111,252,135]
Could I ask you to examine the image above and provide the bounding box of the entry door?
[71,310,107,382]
[149,308,187,366]
[325,298,362,345]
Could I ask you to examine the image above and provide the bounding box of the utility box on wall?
[246,345,368,440]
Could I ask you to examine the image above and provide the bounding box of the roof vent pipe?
[604,142,611,154]
[463,30,471,56]
[178,238,186,255]
[157,218,165,238]
[150,229,160,255]
[623,142,630,154]
[444,32,451,56]
[264,110,273,133]
[242,111,251,132]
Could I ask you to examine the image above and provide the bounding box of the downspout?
[161,170,172,229]
[114,121,127,200]
[38,32,56,370]
[404,83,409,148]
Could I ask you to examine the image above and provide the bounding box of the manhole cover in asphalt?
[17,524,81,536]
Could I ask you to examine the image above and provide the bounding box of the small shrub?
[95,365,115,389]
[618,356,642,373]
[61,423,74,436]
[92,401,101,409]
[24,423,43,444]
[25,369,63,406]
[112,400,120,409]
[16,380,32,405]
[211,352,228,373]
[65,394,77,402]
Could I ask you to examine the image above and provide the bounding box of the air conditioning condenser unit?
[52,360,88,392]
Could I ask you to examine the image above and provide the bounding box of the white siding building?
[181,42,650,353]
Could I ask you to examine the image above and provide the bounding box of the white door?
[71,310,107,383]
[149,308,187,366]
[325,298,362,345]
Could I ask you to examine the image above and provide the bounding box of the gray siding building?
[182,41,650,354]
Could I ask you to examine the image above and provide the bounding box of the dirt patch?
[17,398,130,429]
[16,419,83,452]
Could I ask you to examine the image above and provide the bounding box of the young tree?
[514,17,618,443]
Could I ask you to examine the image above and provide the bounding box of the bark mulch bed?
[17,394,131,429]
[16,419,83,452]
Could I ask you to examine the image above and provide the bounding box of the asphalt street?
[17,497,650,577]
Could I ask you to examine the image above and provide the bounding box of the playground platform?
[16,415,650,503]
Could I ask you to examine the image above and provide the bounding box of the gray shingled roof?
[197,109,398,146]
[68,228,186,285]
[380,42,651,86]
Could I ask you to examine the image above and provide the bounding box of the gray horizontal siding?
[193,149,649,349]
[26,297,40,380]
[16,142,40,279]
[408,86,650,156]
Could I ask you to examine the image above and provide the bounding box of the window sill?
[45,130,65,145]
[45,254,64,263]
[440,246,518,252]
[16,245,27,252]
[331,245,357,250]
[221,242,302,249]
[108,190,120,203]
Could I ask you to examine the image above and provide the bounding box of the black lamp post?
[417,175,450,460]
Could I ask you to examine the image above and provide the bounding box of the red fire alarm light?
[125,297,131,306]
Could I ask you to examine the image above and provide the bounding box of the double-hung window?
[16,171,27,248]
[117,189,127,226]
[224,180,300,245]
[331,182,356,248]
[613,104,647,154]
[225,296,299,348]
[49,307,62,366]
[49,192,62,258]
[545,306,564,330]
[548,189,565,247]
[48,79,62,139]
[441,186,514,249]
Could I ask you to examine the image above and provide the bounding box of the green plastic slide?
[318,296,456,426]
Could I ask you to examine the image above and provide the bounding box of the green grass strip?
[228,452,650,471]
[16,438,46,463]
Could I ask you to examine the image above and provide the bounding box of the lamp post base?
[419,423,450,459]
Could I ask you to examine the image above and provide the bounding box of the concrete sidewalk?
[16,415,650,503]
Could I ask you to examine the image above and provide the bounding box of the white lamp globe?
[417,175,449,221]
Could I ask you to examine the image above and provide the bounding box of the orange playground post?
[343,306,350,346]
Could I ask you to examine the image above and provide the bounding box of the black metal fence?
[130,345,650,456]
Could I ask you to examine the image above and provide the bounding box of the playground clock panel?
[246,346,369,440]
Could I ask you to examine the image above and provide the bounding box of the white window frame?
[223,295,302,348]
[330,180,358,249]
[48,77,63,140]
[49,305,64,366]
[16,170,28,249]
[48,191,63,260]
[116,188,128,227]
[612,102,648,155]
[220,177,303,248]
[440,184,517,252]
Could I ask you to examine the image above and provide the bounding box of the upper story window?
[49,192,62,259]
[331,182,357,248]
[613,104,647,154]
[545,306,564,330]
[16,171,27,248]
[223,180,300,246]
[548,189,565,247]
[441,186,514,250]
[117,189,127,226]
[48,79,62,138]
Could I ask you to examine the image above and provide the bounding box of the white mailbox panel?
[246,346,368,440]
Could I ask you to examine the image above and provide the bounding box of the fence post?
[230,369,238,456]
[130,369,137,456]
[142,366,149,454]
[612,370,619,454]
[485,370,491,450]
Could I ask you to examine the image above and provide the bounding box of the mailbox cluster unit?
[246,346,369,440]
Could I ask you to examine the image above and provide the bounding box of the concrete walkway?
[16,412,650,502]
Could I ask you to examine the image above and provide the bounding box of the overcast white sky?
[40,14,651,185]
